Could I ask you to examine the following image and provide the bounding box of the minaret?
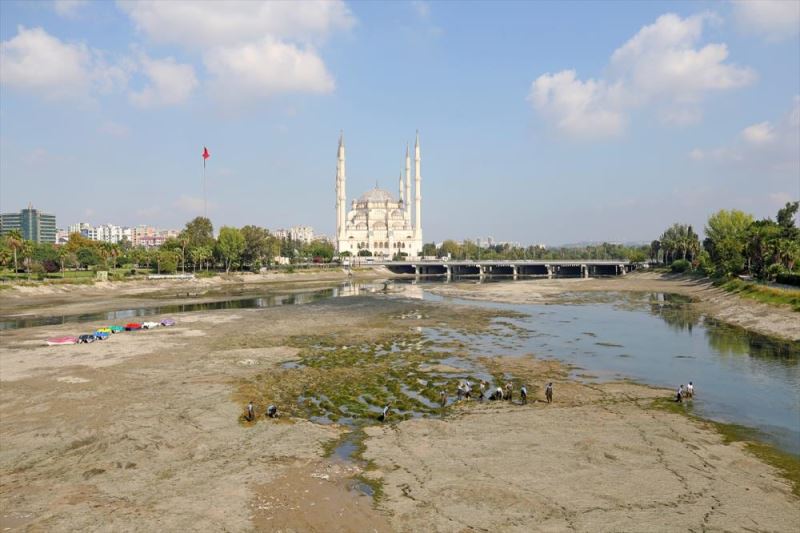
[414,131,422,242]
[405,144,411,221]
[336,132,346,245]
[398,172,404,204]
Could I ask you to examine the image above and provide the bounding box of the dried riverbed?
[1,280,798,531]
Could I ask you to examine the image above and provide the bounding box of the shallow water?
[0,282,382,330]
[423,290,800,455]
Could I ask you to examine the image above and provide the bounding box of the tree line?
[419,240,650,263]
[0,217,336,277]
[653,202,799,283]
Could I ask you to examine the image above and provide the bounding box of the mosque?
[335,132,423,258]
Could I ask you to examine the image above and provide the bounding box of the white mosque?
[335,132,423,258]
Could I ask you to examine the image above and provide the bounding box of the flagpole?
[203,157,207,219]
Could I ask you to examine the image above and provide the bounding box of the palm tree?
[5,230,23,274]
[21,241,34,280]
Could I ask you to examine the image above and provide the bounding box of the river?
[1,279,797,455]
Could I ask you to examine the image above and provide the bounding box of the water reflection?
[645,292,799,360]
[422,290,800,455]
[0,281,390,330]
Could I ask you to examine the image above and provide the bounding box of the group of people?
[244,401,278,422]
[448,380,554,405]
[675,382,695,402]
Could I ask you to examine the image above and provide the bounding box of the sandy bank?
[427,272,800,341]
[362,357,800,532]
[0,266,395,318]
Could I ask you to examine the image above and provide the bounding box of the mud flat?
[427,272,800,342]
[362,357,800,532]
[0,267,394,319]
[1,288,797,531]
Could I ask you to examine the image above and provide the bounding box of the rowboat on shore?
[93,331,110,340]
[109,325,124,333]
[78,334,96,343]
[160,318,176,327]
[96,327,112,334]
[141,321,160,329]
[124,323,142,331]
[46,336,78,346]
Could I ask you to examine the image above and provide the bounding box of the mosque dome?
[358,188,394,203]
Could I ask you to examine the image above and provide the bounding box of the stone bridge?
[383,260,633,279]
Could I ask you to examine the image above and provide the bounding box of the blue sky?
[1,0,798,245]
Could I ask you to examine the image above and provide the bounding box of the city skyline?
[1,1,798,244]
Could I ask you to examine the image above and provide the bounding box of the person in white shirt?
[378,401,391,422]
[686,382,694,399]
[520,385,528,404]
[245,401,255,422]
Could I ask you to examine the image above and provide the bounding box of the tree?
[422,242,437,257]
[216,226,245,272]
[157,250,179,274]
[240,225,270,269]
[439,240,461,259]
[77,247,101,269]
[180,217,214,249]
[306,239,334,262]
[649,240,661,263]
[704,209,754,277]
[5,229,23,273]
[189,245,213,272]
[20,241,34,279]
[65,232,95,253]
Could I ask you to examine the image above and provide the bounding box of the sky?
[0,0,798,245]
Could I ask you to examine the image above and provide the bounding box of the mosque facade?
[335,133,423,258]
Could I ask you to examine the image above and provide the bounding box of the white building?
[289,225,314,244]
[335,132,423,258]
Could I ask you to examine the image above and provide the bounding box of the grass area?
[650,397,800,497]
[717,278,800,312]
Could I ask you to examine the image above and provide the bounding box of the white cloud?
[0,26,91,99]
[54,0,89,18]
[741,121,775,144]
[529,70,625,138]
[0,26,130,101]
[204,38,334,100]
[732,0,800,41]
[118,0,353,104]
[529,13,756,139]
[129,55,197,108]
[119,0,354,48]
[689,97,800,174]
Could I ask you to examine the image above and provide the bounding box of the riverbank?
[427,272,800,342]
[1,288,797,531]
[363,356,799,531]
[0,266,395,318]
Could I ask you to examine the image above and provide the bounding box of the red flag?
[202,147,210,160]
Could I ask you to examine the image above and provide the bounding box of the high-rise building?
[0,204,56,243]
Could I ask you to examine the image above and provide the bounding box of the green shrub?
[670,259,691,273]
